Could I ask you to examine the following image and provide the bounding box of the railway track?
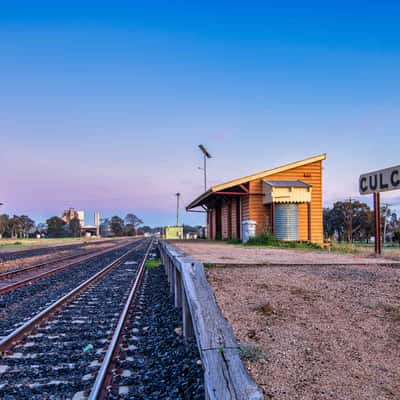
[0,240,135,295]
[0,239,122,262]
[0,239,153,399]
[90,252,204,400]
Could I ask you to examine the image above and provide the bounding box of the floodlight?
[198,144,212,159]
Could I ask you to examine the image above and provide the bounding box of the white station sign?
[359,165,400,195]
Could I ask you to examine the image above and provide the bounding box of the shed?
[186,154,326,244]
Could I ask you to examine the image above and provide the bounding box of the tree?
[35,223,47,237]
[0,214,9,239]
[100,218,112,237]
[323,200,373,242]
[124,213,143,236]
[8,215,22,239]
[19,215,35,238]
[393,229,400,245]
[47,216,67,238]
[125,224,136,236]
[69,217,81,237]
[110,216,125,236]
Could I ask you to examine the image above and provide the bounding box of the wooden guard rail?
[159,241,263,400]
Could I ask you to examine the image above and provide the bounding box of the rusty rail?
[88,239,153,400]
[0,240,136,295]
[0,241,144,353]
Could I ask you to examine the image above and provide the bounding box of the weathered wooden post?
[174,269,183,308]
[374,192,382,254]
[170,263,176,295]
[182,289,194,338]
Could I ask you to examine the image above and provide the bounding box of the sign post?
[359,165,400,255]
[373,192,381,254]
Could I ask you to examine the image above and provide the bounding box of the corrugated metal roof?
[263,180,311,188]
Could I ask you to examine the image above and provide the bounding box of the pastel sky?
[1,1,400,226]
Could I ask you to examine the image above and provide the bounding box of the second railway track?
[0,240,136,295]
[0,239,153,399]
[0,241,144,340]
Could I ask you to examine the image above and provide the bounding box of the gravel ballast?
[107,265,204,400]
[207,263,400,400]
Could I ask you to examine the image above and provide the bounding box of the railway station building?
[186,154,326,245]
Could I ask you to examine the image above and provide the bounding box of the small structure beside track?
[159,240,263,400]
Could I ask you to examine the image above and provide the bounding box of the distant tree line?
[45,216,81,238]
[0,214,35,239]
[324,200,400,244]
[0,212,149,239]
[100,214,143,237]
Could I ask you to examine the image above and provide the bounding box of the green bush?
[225,238,242,245]
[246,232,279,246]
[245,233,322,250]
[145,259,160,269]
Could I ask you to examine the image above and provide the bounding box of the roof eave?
[185,189,213,210]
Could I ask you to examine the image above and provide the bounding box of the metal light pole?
[0,203,3,239]
[198,144,212,191]
[175,193,180,226]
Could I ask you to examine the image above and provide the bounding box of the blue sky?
[1,2,400,226]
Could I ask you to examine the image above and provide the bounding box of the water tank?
[274,204,298,241]
[242,220,257,243]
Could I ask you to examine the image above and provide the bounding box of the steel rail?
[0,240,146,353]
[0,238,121,259]
[88,239,153,400]
[0,239,134,279]
[0,240,136,295]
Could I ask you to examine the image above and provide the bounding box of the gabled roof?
[186,153,326,210]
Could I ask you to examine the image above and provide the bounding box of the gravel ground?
[173,241,400,265]
[106,265,204,400]
[0,242,141,339]
[0,246,148,399]
[206,263,400,400]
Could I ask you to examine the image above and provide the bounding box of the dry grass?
[381,303,400,322]
[239,343,268,363]
[0,237,110,250]
[255,303,275,316]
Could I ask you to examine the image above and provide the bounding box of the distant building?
[165,226,183,240]
[62,208,81,224]
[61,208,100,237]
[77,211,85,227]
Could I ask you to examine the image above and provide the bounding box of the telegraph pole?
[175,193,180,226]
